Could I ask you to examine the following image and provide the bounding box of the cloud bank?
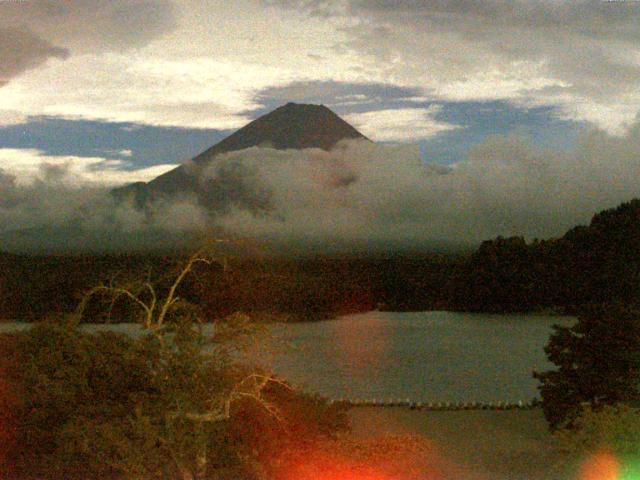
[205,124,640,246]
[3,118,640,252]
[0,148,177,187]
[0,149,178,233]
[2,0,638,135]
[0,0,176,63]
[268,0,640,133]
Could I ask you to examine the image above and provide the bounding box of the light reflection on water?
[267,311,574,403]
[0,311,574,402]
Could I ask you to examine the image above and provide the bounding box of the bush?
[534,303,640,430]
[0,320,349,480]
[0,250,350,479]
[555,404,640,457]
[0,323,160,479]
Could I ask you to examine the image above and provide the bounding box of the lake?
[0,311,574,403]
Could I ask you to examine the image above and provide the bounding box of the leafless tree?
[74,244,289,480]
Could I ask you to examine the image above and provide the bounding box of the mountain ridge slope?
[113,102,369,203]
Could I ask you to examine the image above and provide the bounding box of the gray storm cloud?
[0,28,70,84]
[2,120,640,252]
[0,0,176,85]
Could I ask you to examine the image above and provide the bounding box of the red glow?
[272,435,446,480]
[580,449,620,480]
[278,459,392,480]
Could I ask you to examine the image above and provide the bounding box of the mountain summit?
[114,103,369,203]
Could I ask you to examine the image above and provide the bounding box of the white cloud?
[0,152,204,236]
[3,119,640,250]
[101,149,134,158]
[3,0,638,134]
[344,106,460,141]
[0,52,301,129]
[0,110,28,127]
[202,121,640,245]
[0,170,100,233]
[0,148,177,186]
[0,1,362,129]
[268,0,640,134]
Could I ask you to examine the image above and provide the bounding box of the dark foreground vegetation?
[0,250,448,480]
[0,321,353,480]
[534,302,640,464]
[2,198,640,320]
[516,200,640,458]
[535,303,640,431]
[0,253,353,480]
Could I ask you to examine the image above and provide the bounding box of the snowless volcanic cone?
[112,102,369,208]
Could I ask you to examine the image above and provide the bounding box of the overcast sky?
[1,0,640,247]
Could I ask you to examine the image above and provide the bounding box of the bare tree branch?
[156,250,212,328]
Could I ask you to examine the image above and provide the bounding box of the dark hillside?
[0,252,456,322]
[450,199,640,313]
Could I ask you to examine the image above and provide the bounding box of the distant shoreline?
[0,307,575,325]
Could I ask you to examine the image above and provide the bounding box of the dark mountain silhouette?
[112,103,369,207]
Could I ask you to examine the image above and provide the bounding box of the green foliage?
[0,319,349,480]
[555,404,640,457]
[534,304,640,431]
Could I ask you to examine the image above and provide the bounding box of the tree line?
[0,252,458,322]
[3,199,640,320]
[450,198,640,312]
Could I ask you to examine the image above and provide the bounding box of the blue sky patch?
[0,99,585,172]
[415,101,585,164]
[0,117,230,170]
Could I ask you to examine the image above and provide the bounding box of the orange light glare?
[580,450,620,480]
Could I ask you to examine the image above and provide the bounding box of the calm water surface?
[0,311,574,403]
[267,311,574,403]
